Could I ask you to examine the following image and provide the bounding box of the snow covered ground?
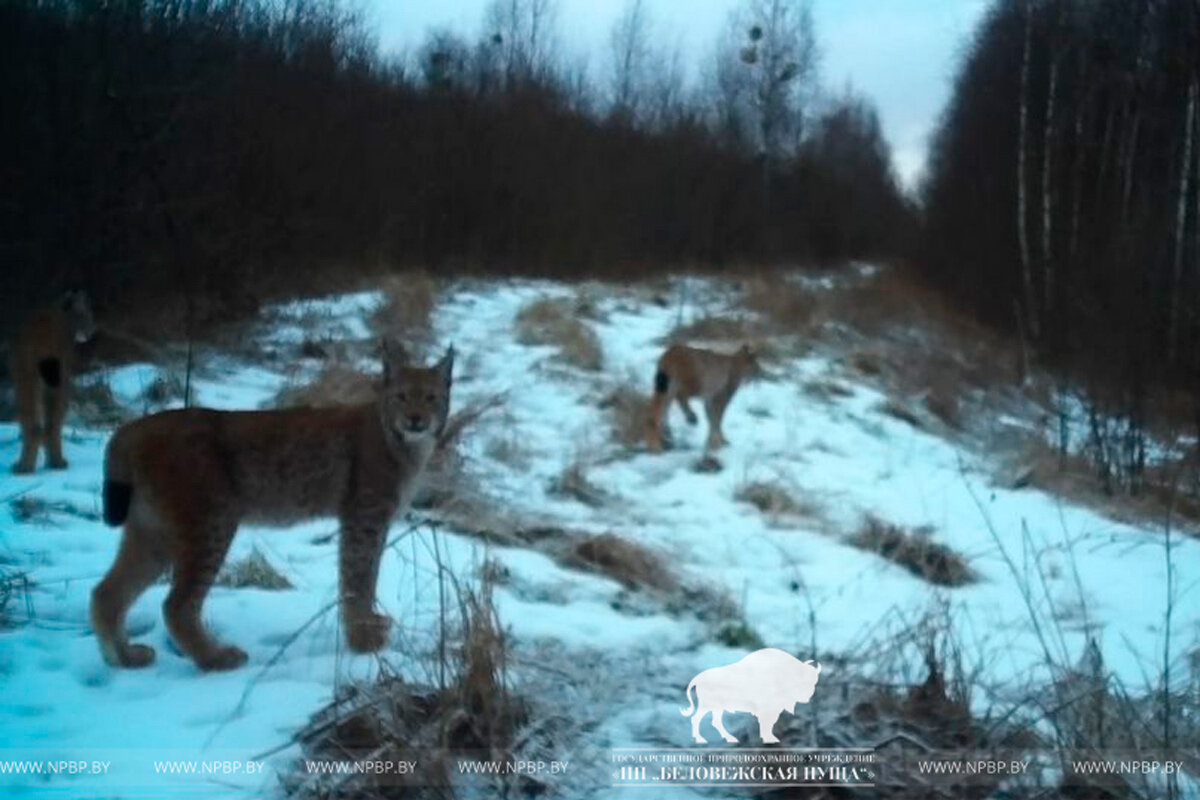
[1,275,1197,798]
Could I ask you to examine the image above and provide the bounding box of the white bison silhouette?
[681,648,822,744]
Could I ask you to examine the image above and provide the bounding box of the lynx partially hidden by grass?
[90,344,453,671]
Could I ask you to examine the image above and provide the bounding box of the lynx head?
[61,290,96,343]
[736,343,763,378]
[379,342,454,445]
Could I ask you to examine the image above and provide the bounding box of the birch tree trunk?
[1169,78,1196,362]
[1017,0,1038,339]
[1042,55,1059,315]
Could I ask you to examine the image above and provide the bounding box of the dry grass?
[548,459,611,508]
[9,495,100,525]
[560,533,676,593]
[273,362,377,409]
[515,296,604,371]
[0,567,32,630]
[849,516,976,587]
[878,397,925,429]
[72,378,130,426]
[802,377,854,403]
[216,546,292,590]
[483,430,532,469]
[414,393,506,515]
[735,479,823,525]
[286,581,526,799]
[599,378,653,450]
[741,275,819,334]
[371,272,438,343]
[998,435,1200,530]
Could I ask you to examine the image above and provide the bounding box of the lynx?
[647,343,760,452]
[10,290,96,473]
[90,344,453,672]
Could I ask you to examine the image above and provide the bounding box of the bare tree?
[737,0,819,165]
[609,0,652,121]
[646,44,687,131]
[483,0,559,87]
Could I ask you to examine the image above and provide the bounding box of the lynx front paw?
[346,612,391,653]
[47,456,68,470]
[12,461,35,475]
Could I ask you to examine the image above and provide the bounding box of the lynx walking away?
[90,345,454,672]
[9,290,95,473]
[647,343,760,452]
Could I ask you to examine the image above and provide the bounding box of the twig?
[205,598,339,749]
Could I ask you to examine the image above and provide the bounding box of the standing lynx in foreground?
[91,345,453,672]
[647,343,760,452]
[10,290,96,473]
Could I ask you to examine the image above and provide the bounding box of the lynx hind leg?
[43,383,68,470]
[676,396,698,425]
[703,398,723,451]
[91,526,169,668]
[163,521,247,671]
[647,391,671,451]
[13,372,41,474]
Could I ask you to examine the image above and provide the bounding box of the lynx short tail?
[102,431,133,526]
[654,370,669,395]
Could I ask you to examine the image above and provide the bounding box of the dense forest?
[921,0,1200,481]
[0,0,909,332]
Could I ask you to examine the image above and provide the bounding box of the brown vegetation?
[735,479,824,526]
[561,533,677,593]
[849,516,975,587]
[515,297,604,371]
[286,584,528,799]
[600,379,653,450]
[216,547,293,590]
[371,274,439,345]
[273,363,377,409]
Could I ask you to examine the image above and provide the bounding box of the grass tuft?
[216,546,293,590]
[562,533,676,593]
[371,272,438,343]
[599,379,652,450]
[735,479,822,525]
[848,515,976,587]
[515,297,604,371]
[713,619,766,650]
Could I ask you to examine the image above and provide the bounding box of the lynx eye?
[396,391,408,402]
[424,393,435,403]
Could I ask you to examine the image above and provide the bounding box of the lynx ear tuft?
[381,338,407,382]
[436,344,455,385]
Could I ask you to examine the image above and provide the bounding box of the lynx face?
[62,290,96,344]
[736,344,760,376]
[380,346,454,444]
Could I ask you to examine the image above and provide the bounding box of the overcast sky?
[364,0,989,190]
